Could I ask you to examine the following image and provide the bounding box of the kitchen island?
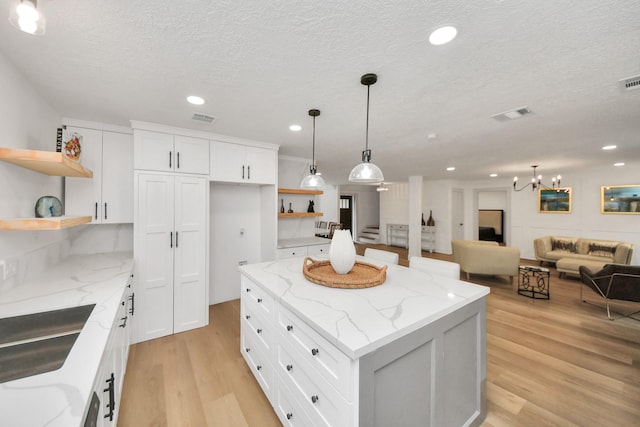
[0,252,133,427]
[239,256,490,426]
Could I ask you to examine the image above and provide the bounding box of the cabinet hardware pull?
[247,165,250,179]
[256,328,262,334]
[177,152,180,169]
[176,231,179,248]
[103,372,115,421]
[311,395,319,404]
[121,301,125,306]
[170,231,173,248]
[286,413,293,420]
[246,288,251,292]
[129,293,135,315]
[169,151,172,168]
[286,364,293,372]
[257,298,262,303]
[245,315,250,320]
[256,365,262,371]
[245,348,250,353]
[104,203,107,220]
[311,348,319,356]
[95,202,98,220]
[242,165,245,179]
[119,316,128,328]
[286,325,293,332]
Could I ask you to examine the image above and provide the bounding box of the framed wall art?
[538,188,572,213]
[601,185,640,214]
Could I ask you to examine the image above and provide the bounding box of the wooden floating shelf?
[0,147,93,178]
[0,216,92,230]
[278,188,323,195]
[278,212,323,218]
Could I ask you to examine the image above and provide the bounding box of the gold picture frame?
[538,188,572,213]
[601,185,640,214]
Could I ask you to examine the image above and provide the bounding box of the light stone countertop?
[239,255,490,359]
[277,236,331,249]
[0,251,134,427]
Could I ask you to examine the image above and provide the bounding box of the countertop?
[0,251,134,427]
[277,236,331,249]
[239,256,490,359]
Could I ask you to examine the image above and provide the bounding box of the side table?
[518,265,550,299]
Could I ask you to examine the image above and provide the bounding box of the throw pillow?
[551,238,577,253]
[588,242,618,257]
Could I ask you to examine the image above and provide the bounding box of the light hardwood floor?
[119,244,640,426]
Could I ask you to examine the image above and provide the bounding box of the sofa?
[451,240,520,283]
[534,236,634,277]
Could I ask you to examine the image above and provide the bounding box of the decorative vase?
[287,202,294,213]
[329,229,356,274]
[421,213,426,226]
[307,200,315,213]
[280,199,285,213]
[426,210,435,226]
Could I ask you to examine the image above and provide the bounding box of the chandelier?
[513,165,563,192]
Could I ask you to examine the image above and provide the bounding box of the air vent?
[192,113,216,123]
[491,106,531,122]
[619,75,640,91]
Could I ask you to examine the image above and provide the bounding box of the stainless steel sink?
[0,304,95,383]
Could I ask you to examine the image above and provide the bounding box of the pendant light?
[349,73,384,183]
[300,109,327,190]
[9,0,46,35]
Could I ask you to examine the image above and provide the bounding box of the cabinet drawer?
[241,324,273,400]
[277,247,308,259]
[277,343,351,427]
[277,306,353,400]
[275,374,315,427]
[307,244,330,257]
[241,275,274,318]
[241,299,273,354]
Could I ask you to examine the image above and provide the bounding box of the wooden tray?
[302,257,387,289]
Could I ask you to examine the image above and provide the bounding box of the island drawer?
[276,342,351,427]
[307,244,330,257]
[241,324,273,400]
[277,305,353,400]
[241,299,273,354]
[277,247,308,259]
[241,275,274,318]
[274,373,315,426]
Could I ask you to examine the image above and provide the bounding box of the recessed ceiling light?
[427,133,438,140]
[490,173,498,177]
[446,167,455,171]
[614,162,625,166]
[187,95,205,105]
[289,124,301,132]
[602,145,617,150]
[429,26,457,45]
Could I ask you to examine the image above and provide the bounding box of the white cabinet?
[65,127,133,223]
[277,243,330,260]
[210,140,276,184]
[134,172,208,342]
[134,130,209,175]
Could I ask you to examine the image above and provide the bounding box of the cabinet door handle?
[129,293,135,315]
[104,203,107,220]
[245,288,251,292]
[103,372,115,421]
[95,202,98,220]
[245,315,250,320]
[257,298,262,303]
[245,347,250,353]
[256,365,262,371]
[176,231,179,248]
[177,152,180,169]
[170,231,173,248]
[311,395,319,404]
[119,316,128,328]
[169,151,172,168]
[256,328,262,334]
[242,165,245,179]
[247,165,250,179]
[286,364,293,372]
[286,325,293,332]
[286,413,293,420]
[311,348,319,356]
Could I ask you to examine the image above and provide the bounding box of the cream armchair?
[452,240,520,283]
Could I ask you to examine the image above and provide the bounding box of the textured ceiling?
[1,0,639,184]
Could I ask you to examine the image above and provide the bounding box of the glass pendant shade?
[349,73,384,183]
[300,109,326,190]
[9,0,46,35]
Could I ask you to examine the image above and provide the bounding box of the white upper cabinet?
[210,140,276,184]
[65,126,133,224]
[134,130,209,175]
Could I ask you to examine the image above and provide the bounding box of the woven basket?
[302,257,387,289]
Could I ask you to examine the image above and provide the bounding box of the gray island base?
[239,256,489,426]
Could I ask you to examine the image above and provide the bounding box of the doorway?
[340,195,353,235]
